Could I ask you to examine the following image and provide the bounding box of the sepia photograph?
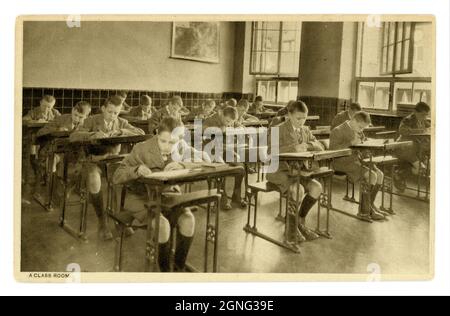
[15,15,434,282]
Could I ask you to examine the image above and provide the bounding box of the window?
[256,78,298,104]
[251,22,301,104]
[250,22,301,76]
[355,21,432,112]
[381,22,414,75]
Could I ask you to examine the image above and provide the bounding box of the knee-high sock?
[232,173,244,197]
[174,230,193,271]
[90,192,104,218]
[299,194,317,219]
[371,184,381,205]
[158,241,171,272]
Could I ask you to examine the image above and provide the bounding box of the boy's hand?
[110,130,123,137]
[37,119,47,123]
[295,144,308,152]
[136,165,152,177]
[164,162,184,171]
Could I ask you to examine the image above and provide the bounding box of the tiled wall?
[22,88,254,114]
[298,96,350,126]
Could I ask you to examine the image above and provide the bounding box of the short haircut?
[73,101,91,115]
[41,95,56,104]
[169,95,183,107]
[254,95,263,102]
[103,95,123,107]
[222,106,238,120]
[140,95,152,106]
[117,90,128,98]
[236,99,249,110]
[226,98,237,107]
[158,117,184,134]
[203,99,216,108]
[349,102,362,112]
[352,111,372,124]
[415,101,430,113]
[287,100,308,114]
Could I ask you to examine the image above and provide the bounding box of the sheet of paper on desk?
[144,169,193,179]
[181,162,225,169]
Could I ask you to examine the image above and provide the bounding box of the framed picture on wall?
[170,22,220,63]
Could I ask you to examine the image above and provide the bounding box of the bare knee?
[155,215,171,243]
[288,183,305,200]
[307,180,322,199]
[363,170,378,186]
[87,170,102,193]
[177,209,196,237]
[375,169,384,184]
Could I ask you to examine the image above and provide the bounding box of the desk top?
[23,121,48,128]
[241,120,269,127]
[70,134,152,146]
[410,133,431,137]
[364,126,386,133]
[351,139,412,150]
[311,129,331,136]
[138,164,244,186]
[278,149,352,161]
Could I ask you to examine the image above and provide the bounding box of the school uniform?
[235,113,259,127]
[330,110,351,130]
[113,136,205,271]
[128,105,155,120]
[329,121,367,182]
[396,113,431,163]
[70,113,145,156]
[148,106,183,135]
[266,120,324,193]
[23,107,61,121]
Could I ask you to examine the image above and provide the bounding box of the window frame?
[255,77,299,105]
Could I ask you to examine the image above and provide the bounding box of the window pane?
[266,81,277,102]
[403,39,410,70]
[397,22,404,42]
[404,22,411,39]
[383,23,389,46]
[257,81,268,101]
[281,30,298,51]
[261,22,281,30]
[289,81,298,101]
[382,46,388,72]
[398,22,432,77]
[262,30,280,51]
[279,52,297,74]
[282,22,300,30]
[261,52,279,73]
[394,82,413,110]
[413,82,431,104]
[395,42,402,71]
[387,44,394,73]
[374,82,390,109]
[277,81,290,103]
[389,22,396,44]
[251,52,261,73]
[357,82,375,108]
[359,23,384,76]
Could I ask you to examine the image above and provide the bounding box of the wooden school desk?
[60,134,152,241]
[245,149,352,253]
[120,116,150,134]
[33,130,71,212]
[22,121,48,184]
[363,126,386,138]
[333,139,413,222]
[409,132,431,201]
[138,164,244,272]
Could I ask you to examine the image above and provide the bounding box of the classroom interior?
[20,20,432,275]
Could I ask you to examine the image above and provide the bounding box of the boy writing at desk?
[394,102,431,191]
[267,101,324,241]
[113,117,210,272]
[35,101,91,182]
[330,102,362,130]
[235,99,259,126]
[203,106,247,210]
[329,111,385,221]
[128,95,154,120]
[148,96,184,135]
[184,99,216,122]
[70,95,145,240]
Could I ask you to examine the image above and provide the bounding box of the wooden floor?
[20,174,430,275]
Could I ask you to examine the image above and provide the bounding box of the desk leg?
[34,149,56,212]
[144,186,160,272]
[315,175,333,239]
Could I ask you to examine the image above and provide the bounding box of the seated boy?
[35,101,92,180]
[249,96,273,114]
[113,117,210,272]
[330,102,362,130]
[148,96,184,135]
[329,111,385,221]
[266,101,324,241]
[235,99,259,127]
[116,90,132,112]
[185,99,216,122]
[70,95,145,240]
[23,94,61,122]
[203,106,247,210]
[394,101,431,190]
[128,95,154,120]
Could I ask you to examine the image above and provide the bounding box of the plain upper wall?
[23,21,236,92]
